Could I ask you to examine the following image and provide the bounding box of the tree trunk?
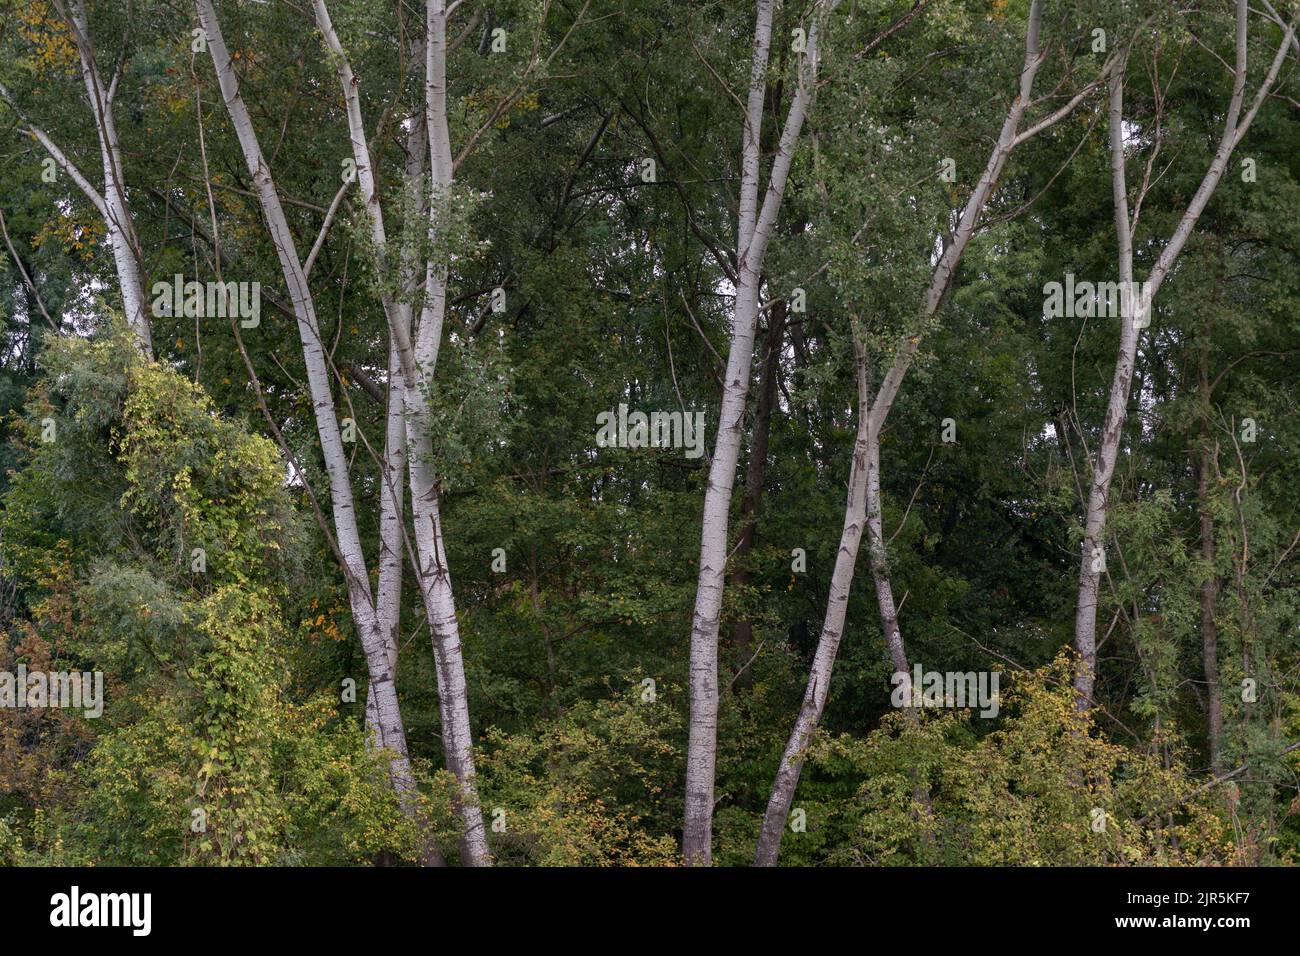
[684,0,832,866]
[866,436,910,676]
[194,0,422,822]
[1072,58,1141,709]
[367,340,408,742]
[755,0,1056,865]
[1072,1,1294,707]
[394,0,492,866]
[754,317,872,866]
[312,0,491,865]
[27,0,154,354]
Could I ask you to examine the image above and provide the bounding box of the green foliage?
[0,0,1297,868]
[478,684,682,865]
[0,332,416,864]
[807,657,1231,866]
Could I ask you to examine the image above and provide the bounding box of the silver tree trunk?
[195,0,422,816]
[683,0,833,867]
[755,0,1050,865]
[1072,0,1294,707]
[312,0,491,864]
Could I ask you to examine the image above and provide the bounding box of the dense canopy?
[0,0,1297,867]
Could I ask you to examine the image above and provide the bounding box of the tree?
[1072,0,1296,708]
[683,0,836,867]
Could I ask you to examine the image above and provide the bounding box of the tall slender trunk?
[866,436,909,676]
[683,0,834,866]
[364,109,428,741]
[367,340,408,740]
[755,0,1064,865]
[194,0,422,821]
[1071,1,1294,707]
[866,424,936,841]
[1073,58,1141,708]
[312,0,491,864]
[389,0,492,865]
[7,0,154,354]
[754,317,872,865]
[0,97,148,353]
[65,0,151,353]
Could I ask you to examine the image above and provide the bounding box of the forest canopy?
[0,0,1297,868]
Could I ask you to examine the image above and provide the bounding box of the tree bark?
[754,316,872,866]
[0,1,152,354]
[683,0,834,866]
[62,0,151,354]
[1072,1,1295,708]
[755,0,1056,865]
[864,2,1050,442]
[365,108,429,742]
[866,436,909,676]
[313,0,491,865]
[367,340,408,741]
[194,0,422,823]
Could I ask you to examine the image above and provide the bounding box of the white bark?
[64,0,151,355]
[367,113,429,740]
[0,96,106,218]
[61,0,151,353]
[865,1,1049,441]
[378,412,407,671]
[367,339,407,741]
[754,318,872,866]
[313,0,491,865]
[193,0,421,816]
[0,1,152,355]
[407,0,491,867]
[755,0,1054,865]
[683,0,835,866]
[866,436,910,676]
[309,1,406,748]
[1072,1,1295,707]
